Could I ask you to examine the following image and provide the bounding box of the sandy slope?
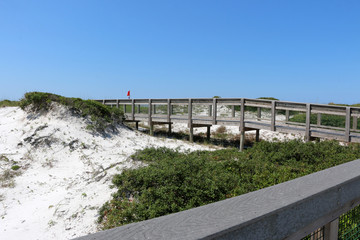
[0,105,213,240]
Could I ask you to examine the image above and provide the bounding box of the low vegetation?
[0,100,20,107]
[98,140,360,229]
[20,92,124,132]
[289,113,360,130]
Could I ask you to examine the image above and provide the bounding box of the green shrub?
[0,100,20,107]
[11,165,20,171]
[98,141,360,229]
[289,113,359,129]
[20,92,124,132]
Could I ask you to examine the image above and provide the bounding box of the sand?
[0,105,213,240]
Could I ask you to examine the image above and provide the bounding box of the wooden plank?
[271,101,276,131]
[74,159,360,240]
[345,107,351,142]
[305,104,311,141]
[212,98,217,125]
[192,124,212,128]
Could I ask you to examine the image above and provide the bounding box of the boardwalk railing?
[97,98,360,150]
[74,159,360,240]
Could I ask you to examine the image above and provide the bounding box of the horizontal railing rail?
[74,159,360,240]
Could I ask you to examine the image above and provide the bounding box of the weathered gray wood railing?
[97,98,360,150]
[74,159,360,240]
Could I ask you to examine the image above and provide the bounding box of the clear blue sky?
[1,0,359,104]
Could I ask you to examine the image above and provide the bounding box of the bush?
[289,113,359,129]
[98,141,360,229]
[0,100,20,107]
[20,92,124,132]
[11,165,20,171]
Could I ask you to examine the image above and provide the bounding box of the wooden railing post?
[188,99,193,142]
[285,110,290,122]
[131,99,135,120]
[137,104,141,114]
[305,103,311,142]
[209,105,212,117]
[354,116,358,130]
[123,104,126,113]
[257,107,262,120]
[345,107,351,142]
[167,99,171,134]
[324,218,339,240]
[239,98,245,151]
[317,113,322,126]
[232,105,235,118]
[271,101,276,131]
[116,99,119,109]
[148,99,153,136]
[212,98,217,125]
[102,99,105,105]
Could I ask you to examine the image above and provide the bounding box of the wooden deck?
[97,98,360,149]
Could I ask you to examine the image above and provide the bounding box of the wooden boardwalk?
[97,98,360,150]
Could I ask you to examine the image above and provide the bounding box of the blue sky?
[1,0,359,104]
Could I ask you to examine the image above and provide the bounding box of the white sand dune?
[0,105,213,240]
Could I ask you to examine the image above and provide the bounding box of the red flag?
[127,91,130,97]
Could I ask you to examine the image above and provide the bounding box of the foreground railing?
[74,159,360,240]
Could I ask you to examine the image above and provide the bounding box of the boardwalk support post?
[239,98,245,151]
[345,107,351,142]
[212,98,217,125]
[353,116,358,130]
[285,110,289,122]
[149,99,154,136]
[131,99,135,120]
[188,98,193,143]
[305,103,311,142]
[256,107,261,142]
[324,218,339,240]
[167,99,172,134]
[256,130,260,142]
[207,126,211,141]
[271,101,276,131]
[317,113,322,126]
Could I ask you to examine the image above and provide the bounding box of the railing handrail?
[74,159,360,240]
[96,97,360,111]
